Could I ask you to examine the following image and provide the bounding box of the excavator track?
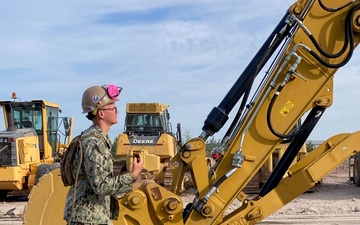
[163,167,173,190]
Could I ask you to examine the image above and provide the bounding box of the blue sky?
[1,0,360,143]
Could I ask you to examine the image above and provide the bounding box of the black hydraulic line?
[308,23,349,59]
[223,78,253,140]
[280,120,302,144]
[259,106,326,197]
[193,173,228,213]
[319,0,354,12]
[192,167,238,216]
[267,4,359,138]
[202,12,294,136]
[308,3,358,68]
[267,84,315,139]
[183,168,234,220]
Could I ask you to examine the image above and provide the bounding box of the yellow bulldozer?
[0,96,72,198]
[114,102,182,188]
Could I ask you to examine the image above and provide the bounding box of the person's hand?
[130,154,144,181]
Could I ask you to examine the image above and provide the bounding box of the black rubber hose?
[308,3,358,68]
[266,84,314,139]
[260,106,326,196]
[223,78,253,140]
[202,12,294,136]
[319,0,354,12]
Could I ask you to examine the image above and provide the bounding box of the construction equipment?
[114,103,182,188]
[0,98,72,198]
[243,142,308,193]
[243,121,309,193]
[349,152,360,186]
[23,0,360,224]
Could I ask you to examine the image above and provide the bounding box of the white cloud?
[0,0,359,146]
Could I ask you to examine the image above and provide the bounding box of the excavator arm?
[177,0,360,224]
[23,0,360,224]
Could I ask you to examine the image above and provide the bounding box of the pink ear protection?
[102,84,123,100]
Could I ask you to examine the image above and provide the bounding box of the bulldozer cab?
[124,103,172,135]
[0,100,72,161]
[126,114,166,133]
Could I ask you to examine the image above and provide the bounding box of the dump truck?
[114,102,182,188]
[0,96,72,198]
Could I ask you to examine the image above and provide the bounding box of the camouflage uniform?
[64,124,133,225]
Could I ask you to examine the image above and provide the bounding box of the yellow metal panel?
[126,149,161,173]
[126,103,169,113]
[0,166,24,190]
[18,139,25,164]
[22,136,41,163]
[31,99,61,108]
[116,133,176,159]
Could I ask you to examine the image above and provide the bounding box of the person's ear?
[98,110,105,118]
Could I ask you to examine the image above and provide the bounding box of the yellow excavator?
[23,0,360,224]
[0,96,73,199]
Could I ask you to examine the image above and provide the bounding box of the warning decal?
[280,101,294,116]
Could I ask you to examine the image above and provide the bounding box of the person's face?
[99,103,118,125]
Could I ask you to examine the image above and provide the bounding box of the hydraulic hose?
[260,106,326,196]
[266,78,314,139]
[223,78,253,140]
[307,3,359,68]
[201,12,295,137]
[319,0,355,12]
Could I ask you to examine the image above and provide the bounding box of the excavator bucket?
[23,168,69,225]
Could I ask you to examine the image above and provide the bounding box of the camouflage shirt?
[63,124,133,224]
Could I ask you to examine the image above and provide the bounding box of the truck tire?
[0,191,8,200]
[35,163,61,185]
[354,153,360,187]
[35,164,50,185]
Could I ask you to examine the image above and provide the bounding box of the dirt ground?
[266,163,359,217]
[261,160,360,224]
[0,160,359,224]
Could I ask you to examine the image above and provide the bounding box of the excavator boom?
[23,0,360,224]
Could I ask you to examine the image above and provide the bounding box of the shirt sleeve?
[82,138,133,195]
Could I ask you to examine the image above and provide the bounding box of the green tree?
[181,130,221,157]
[306,140,316,152]
[205,137,221,157]
[182,130,193,143]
